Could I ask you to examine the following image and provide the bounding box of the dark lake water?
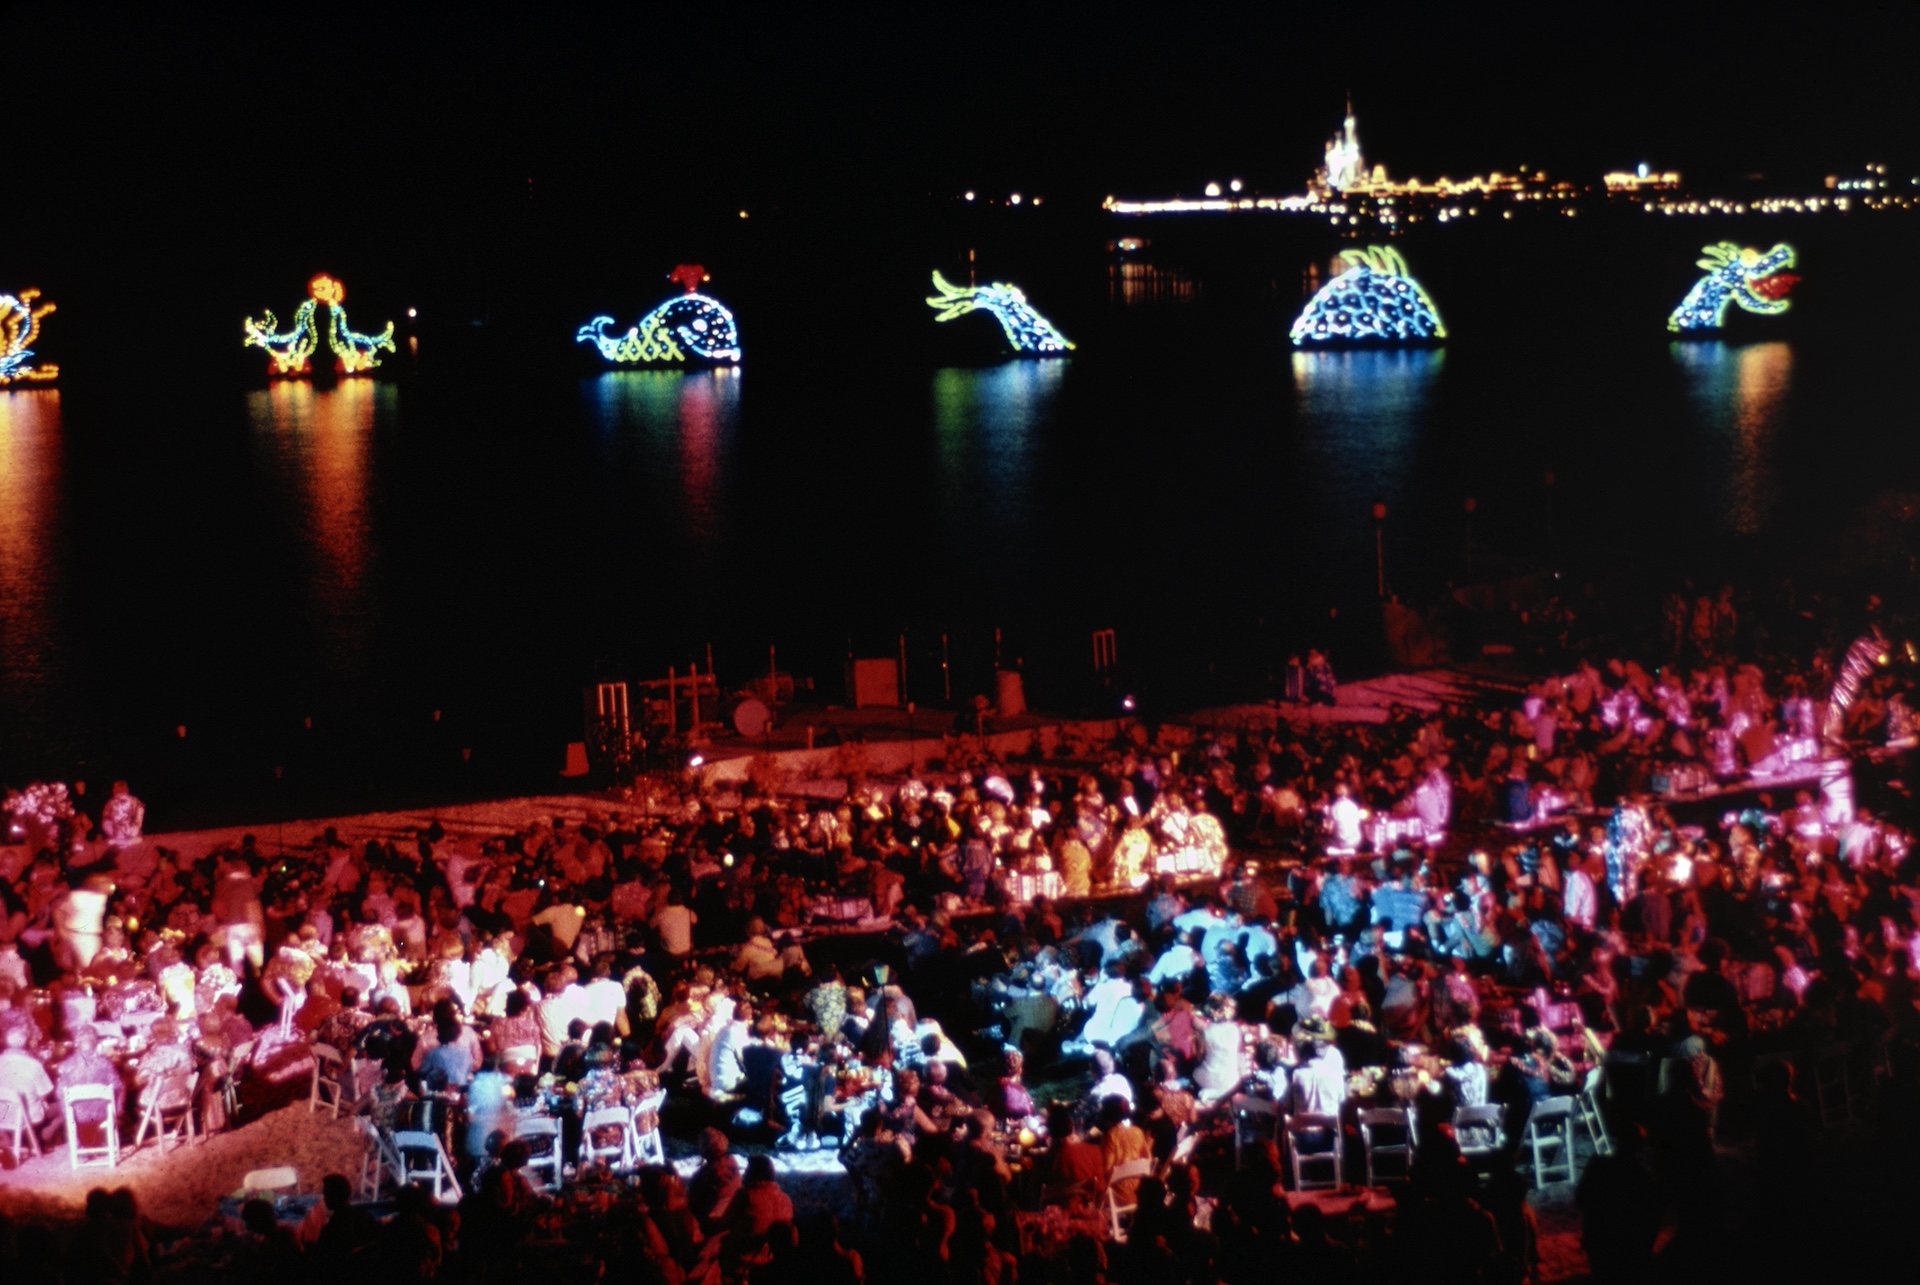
[5,215,1919,827]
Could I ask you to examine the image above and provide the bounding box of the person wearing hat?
[1288,1016,1347,1117]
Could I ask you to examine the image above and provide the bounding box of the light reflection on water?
[932,361,1068,549]
[1671,341,1794,537]
[586,369,741,547]
[1107,262,1199,306]
[246,380,385,671]
[0,390,63,715]
[1290,349,1445,553]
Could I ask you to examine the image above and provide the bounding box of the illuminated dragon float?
[577,265,742,365]
[0,288,59,386]
[1666,242,1799,333]
[926,271,1074,354]
[243,274,396,375]
[1290,246,1446,346]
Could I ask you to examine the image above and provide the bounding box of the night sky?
[7,1,1919,356]
[11,2,1919,218]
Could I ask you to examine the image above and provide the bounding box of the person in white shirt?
[1081,968,1147,1048]
[1087,1048,1134,1107]
[580,959,629,1033]
[1328,784,1367,853]
[1564,856,1599,934]
[1191,993,1245,1103]
[536,966,587,1060]
[1288,1020,1347,1117]
[1172,903,1225,937]
[704,1003,754,1100]
[1148,931,1204,988]
[1286,957,1340,1020]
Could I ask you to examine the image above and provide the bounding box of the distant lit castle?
[1100,97,1911,222]
[1315,97,1379,194]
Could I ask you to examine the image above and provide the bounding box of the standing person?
[52,875,113,974]
[211,856,266,973]
[652,889,698,963]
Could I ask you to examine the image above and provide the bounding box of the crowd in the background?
[2,587,1920,1284]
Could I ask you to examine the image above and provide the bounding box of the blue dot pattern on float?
[576,294,742,365]
[1665,242,1798,332]
[1289,246,1447,346]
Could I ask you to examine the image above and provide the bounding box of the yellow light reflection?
[0,390,61,689]
[247,381,379,661]
[1672,340,1793,536]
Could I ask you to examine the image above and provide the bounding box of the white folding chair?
[1574,1064,1613,1156]
[1285,1112,1342,1192]
[1521,1096,1577,1187]
[514,1114,564,1192]
[355,1118,402,1200]
[133,1071,199,1152]
[582,1105,637,1172]
[63,1084,119,1171]
[632,1088,667,1166]
[309,1044,347,1117]
[222,1040,257,1122]
[242,1166,300,1197]
[0,1091,44,1164]
[1357,1106,1414,1186]
[392,1129,462,1204]
[1230,1094,1282,1169]
[1106,1156,1155,1242]
[1453,1103,1505,1164]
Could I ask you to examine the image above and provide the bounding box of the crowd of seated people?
[0,587,1918,1283]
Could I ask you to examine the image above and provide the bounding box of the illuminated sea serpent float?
[0,288,59,385]
[926,271,1074,354]
[1666,242,1799,333]
[578,265,742,365]
[243,275,396,376]
[1290,246,1446,346]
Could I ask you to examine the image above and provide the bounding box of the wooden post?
[690,661,701,737]
[668,666,677,736]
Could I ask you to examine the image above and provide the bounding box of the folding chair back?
[1357,1106,1414,1186]
[1453,1103,1505,1161]
[134,1071,199,1151]
[355,1118,401,1200]
[1107,1156,1155,1241]
[1230,1094,1282,1169]
[1522,1095,1577,1186]
[0,1091,42,1162]
[515,1114,564,1192]
[392,1130,462,1204]
[1575,1064,1612,1155]
[632,1088,667,1166]
[582,1105,636,1171]
[1285,1112,1342,1191]
[63,1084,119,1171]
[309,1044,347,1117]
